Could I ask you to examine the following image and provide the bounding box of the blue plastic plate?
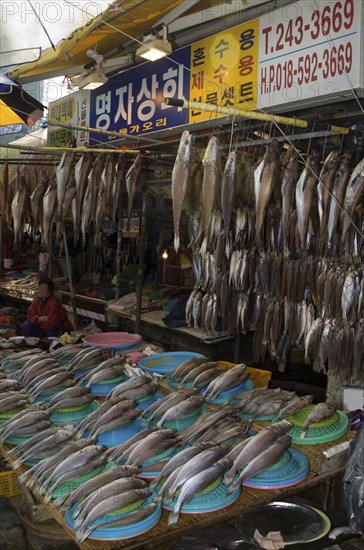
[206,379,255,404]
[162,478,241,513]
[138,352,205,376]
[242,448,309,489]
[51,400,99,425]
[65,495,161,541]
[95,417,146,447]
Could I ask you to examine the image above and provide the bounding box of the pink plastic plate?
[83,332,142,349]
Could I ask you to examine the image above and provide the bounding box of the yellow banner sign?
[189,18,259,123]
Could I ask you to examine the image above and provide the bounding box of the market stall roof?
[5,0,197,82]
[0,72,44,128]
[5,0,250,83]
[8,126,47,147]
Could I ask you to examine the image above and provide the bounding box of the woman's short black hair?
[38,276,55,292]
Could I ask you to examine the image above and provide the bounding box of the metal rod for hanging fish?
[0,220,3,276]
[135,190,148,333]
[48,230,53,280]
[115,193,124,301]
[164,97,350,136]
[62,229,79,331]
[4,144,140,154]
[48,120,163,145]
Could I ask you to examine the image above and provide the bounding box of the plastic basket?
[217,362,272,388]
[0,470,22,497]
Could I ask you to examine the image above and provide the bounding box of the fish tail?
[227,482,238,494]
[162,491,174,506]
[174,233,180,253]
[53,495,67,510]
[167,509,180,526]
[12,459,23,470]
[224,472,234,486]
[76,524,95,544]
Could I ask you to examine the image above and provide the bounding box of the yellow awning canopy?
[7,0,188,82]
[0,99,25,125]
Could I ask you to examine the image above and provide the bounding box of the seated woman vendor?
[20,277,73,337]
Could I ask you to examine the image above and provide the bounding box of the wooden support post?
[63,229,79,330]
[135,190,148,333]
[115,193,123,301]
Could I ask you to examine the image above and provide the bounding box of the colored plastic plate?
[95,417,146,447]
[83,332,141,350]
[235,501,331,545]
[147,406,202,432]
[162,478,241,514]
[50,400,99,425]
[135,391,165,412]
[138,352,205,376]
[49,462,112,500]
[88,375,126,397]
[65,496,161,541]
[242,448,309,489]
[286,406,350,444]
[205,379,255,405]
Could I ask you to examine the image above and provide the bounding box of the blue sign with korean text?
[89,46,190,142]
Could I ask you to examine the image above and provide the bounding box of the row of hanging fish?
[171,131,364,382]
[172,132,364,257]
[1,142,144,248]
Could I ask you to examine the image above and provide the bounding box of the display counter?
[106,305,242,361]
[1,429,354,550]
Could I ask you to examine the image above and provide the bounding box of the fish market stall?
[0,345,356,550]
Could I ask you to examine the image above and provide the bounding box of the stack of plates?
[83,332,141,350]
[162,477,241,514]
[138,352,205,376]
[50,401,99,426]
[94,417,146,447]
[242,448,309,489]
[205,379,255,405]
[65,496,161,541]
[286,406,349,444]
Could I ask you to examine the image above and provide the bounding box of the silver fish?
[224,420,292,485]
[227,434,292,492]
[54,465,138,511]
[30,172,48,236]
[126,153,143,228]
[300,401,337,438]
[172,130,194,252]
[156,395,204,428]
[149,442,215,491]
[39,444,104,496]
[202,136,221,240]
[73,477,147,524]
[168,458,231,526]
[76,488,150,543]
[12,428,74,469]
[162,445,228,505]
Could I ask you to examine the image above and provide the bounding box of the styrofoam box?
[343,385,364,411]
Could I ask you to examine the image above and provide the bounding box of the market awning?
[0,73,44,127]
[7,0,188,82]
[8,126,47,147]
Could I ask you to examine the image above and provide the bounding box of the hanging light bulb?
[162,249,169,260]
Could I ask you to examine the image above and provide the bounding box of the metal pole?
[48,229,53,279]
[135,190,148,333]
[164,97,350,135]
[0,220,3,275]
[48,120,163,145]
[62,229,79,330]
[115,194,124,301]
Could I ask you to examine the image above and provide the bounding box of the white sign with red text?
[258,0,362,110]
